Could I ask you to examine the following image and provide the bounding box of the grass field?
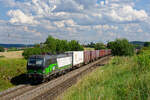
[0,58,26,92]
[60,50,150,100]
[0,51,23,59]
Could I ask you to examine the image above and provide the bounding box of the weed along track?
[0,56,111,100]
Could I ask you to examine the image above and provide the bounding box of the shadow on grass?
[11,74,41,85]
[11,74,30,85]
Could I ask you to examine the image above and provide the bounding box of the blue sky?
[0,0,150,44]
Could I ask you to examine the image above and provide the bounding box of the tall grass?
[0,58,26,92]
[61,50,150,100]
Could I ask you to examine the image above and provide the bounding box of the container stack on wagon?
[99,50,104,57]
[90,50,96,61]
[96,50,100,59]
[84,51,91,64]
[83,49,111,64]
[108,49,111,55]
[65,51,84,67]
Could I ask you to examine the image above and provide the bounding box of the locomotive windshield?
[28,58,44,66]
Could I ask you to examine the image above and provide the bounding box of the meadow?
[61,50,150,100]
[0,51,23,59]
[0,58,26,92]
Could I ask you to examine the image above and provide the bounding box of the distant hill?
[0,41,146,48]
[0,44,34,48]
[130,41,145,46]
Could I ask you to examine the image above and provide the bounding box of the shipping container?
[96,50,100,59]
[84,51,91,64]
[103,50,105,56]
[99,50,103,57]
[104,50,107,56]
[90,50,96,61]
[57,56,72,68]
[65,51,84,66]
[72,51,84,66]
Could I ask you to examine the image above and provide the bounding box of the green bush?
[94,42,106,50]
[44,36,57,54]
[0,46,4,52]
[136,54,150,73]
[22,47,42,59]
[107,39,134,56]
[68,40,84,51]
[56,39,69,54]
[144,42,150,47]
[8,48,18,52]
[134,49,150,74]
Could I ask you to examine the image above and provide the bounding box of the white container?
[57,56,72,68]
[73,51,84,66]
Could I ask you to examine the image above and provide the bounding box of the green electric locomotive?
[27,53,73,82]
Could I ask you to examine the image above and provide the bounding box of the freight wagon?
[90,50,96,61]
[96,50,100,59]
[84,51,91,64]
[27,49,111,82]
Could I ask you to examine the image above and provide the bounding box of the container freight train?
[27,49,111,82]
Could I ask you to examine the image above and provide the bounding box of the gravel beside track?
[0,85,37,100]
[0,56,111,100]
[0,85,26,97]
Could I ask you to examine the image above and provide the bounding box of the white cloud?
[54,19,76,28]
[107,5,148,22]
[7,9,38,24]
[24,26,42,36]
[100,1,105,6]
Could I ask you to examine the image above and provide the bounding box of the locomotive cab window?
[28,58,44,66]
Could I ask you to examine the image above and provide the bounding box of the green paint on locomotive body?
[28,69,43,74]
[43,63,72,75]
[28,63,72,75]
[44,63,58,74]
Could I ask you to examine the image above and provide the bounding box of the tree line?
[0,46,4,52]
[107,39,134,56]
[84,42,106,50]
[1,35,149,58]
[23,36,84,59]
[23,37,136,59]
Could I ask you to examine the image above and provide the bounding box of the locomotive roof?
[29,55,51,59]
[29,53,71,59]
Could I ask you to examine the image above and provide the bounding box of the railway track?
[0,56,111,100]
